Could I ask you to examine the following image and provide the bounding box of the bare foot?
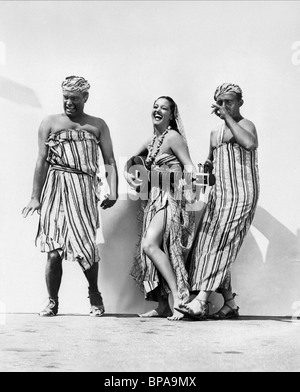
[184,298,202,314]
[167,297,185,321]
[138,309,160,318]
[138,307,172,318]
[167,308,184,321]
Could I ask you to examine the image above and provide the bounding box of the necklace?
[145,128,169,169]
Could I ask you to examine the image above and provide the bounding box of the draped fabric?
[36,129,102,271]
[187,124,260,292]
[131,153,195,303]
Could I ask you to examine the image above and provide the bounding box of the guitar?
[126,155,150,194]
[125,157,216,196]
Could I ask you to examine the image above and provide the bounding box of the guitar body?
[126,155,150,194]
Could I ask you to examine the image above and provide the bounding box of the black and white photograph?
[0,0,300,374]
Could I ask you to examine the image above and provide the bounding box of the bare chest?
[212,126,235,148]
[51,116,100,138]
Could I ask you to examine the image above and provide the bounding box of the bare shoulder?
[40,114,64,129]
[167,129,184,143]
[240,118,257,132]
[89,116,110,139]
[82,115,108,139]
[210,124,220,145]
[211,125,220,137]
[38,114,58,135]
[41,114,59,126]
[97,117,109,131]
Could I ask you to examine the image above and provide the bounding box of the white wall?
[0,1,300,316]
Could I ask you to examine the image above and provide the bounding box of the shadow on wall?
[99,198,300,316]
[98,196,149,314]
[233,205,300,316]
[0,76,41,107]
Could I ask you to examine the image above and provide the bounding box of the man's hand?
[211,101,229,120]
[22,198,41,218]
[100,197,117,210]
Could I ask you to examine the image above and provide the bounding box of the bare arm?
[167,131,198,203]
[99,121,119,209]
[204,131,214,173]
[168,131,197,174]
[123,139,151,188]
[225,116,258,151]
[22,118,51,217]
[212,102,258,150]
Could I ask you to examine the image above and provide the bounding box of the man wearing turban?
[23,76,119,317]
[178,83,260,321]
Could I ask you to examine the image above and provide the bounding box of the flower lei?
[145,128,169,170]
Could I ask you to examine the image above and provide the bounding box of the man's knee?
[47,250,62,266]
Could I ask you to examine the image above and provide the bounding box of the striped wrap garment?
[36,129,101,271]
[187,124,260,292]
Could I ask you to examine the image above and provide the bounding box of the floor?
[0,313,299,372]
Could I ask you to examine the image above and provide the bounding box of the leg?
[45,250,63,298]
[142,210,184,321]
[39,250,62,317]
[212,273,239,320]
[84,262,99,293]
[83,263,105,317]
[138,287,172,318]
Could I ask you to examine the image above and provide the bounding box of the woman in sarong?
[178,83,259,320]
[124,96,196,321]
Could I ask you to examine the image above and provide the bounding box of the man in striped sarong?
[23,76,118,317]
[177,83,259,321]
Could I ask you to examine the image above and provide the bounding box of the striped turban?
[61,76,90,93]
[214,83,243,101]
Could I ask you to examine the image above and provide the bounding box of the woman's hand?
[124,170,143,191]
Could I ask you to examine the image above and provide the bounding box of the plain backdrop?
[0,0,300,316]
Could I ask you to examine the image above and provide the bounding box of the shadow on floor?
[4,313,299,323]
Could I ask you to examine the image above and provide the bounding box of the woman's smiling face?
[152,98,173,130]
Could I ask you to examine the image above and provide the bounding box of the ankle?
[196,291,212,303]
[222,295,238,311]
[88,287,99,295]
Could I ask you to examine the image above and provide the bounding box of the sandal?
[211,293,239,320]
[175,298,210,321]
[39,298,59,317]
[88,290,105,317]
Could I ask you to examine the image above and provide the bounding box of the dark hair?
[154,96,179,132]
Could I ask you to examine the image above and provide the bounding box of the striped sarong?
[187,124,260,292]
[36,129,101,271]
[131,153,195,303]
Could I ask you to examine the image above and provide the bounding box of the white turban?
[214,83,243,101]
[61,76,90,93]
